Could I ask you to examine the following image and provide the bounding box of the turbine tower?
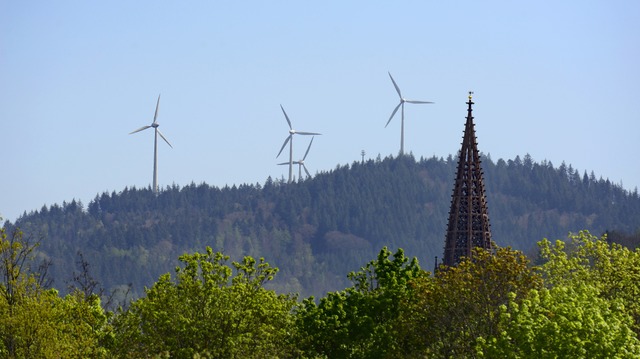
[276,105,321,183]
[278,136,315,181]
[129,94,173,194]
[386,72,433,156]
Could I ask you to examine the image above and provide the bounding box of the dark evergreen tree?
[10,155,640,299]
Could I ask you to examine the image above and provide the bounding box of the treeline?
[3,226,640,358]
[8,154,640,299]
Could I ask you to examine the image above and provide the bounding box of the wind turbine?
[276,105,321,183]
[278,136,315,181]
[129,94,173,194]
[386,72,434,156]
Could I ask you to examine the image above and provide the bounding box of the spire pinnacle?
[442,93,492,267]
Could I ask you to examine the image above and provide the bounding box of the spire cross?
[442,92,492,267]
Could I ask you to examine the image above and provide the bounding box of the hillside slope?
[10,154,640,299]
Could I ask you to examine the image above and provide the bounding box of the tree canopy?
[2,224,640,357]
[110,247,297,358]
[10,154,640,299]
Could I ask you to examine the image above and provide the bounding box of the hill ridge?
[9,154,640,299]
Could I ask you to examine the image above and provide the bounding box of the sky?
[1,1,639,222]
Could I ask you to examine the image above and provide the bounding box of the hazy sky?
[1,1,639,222]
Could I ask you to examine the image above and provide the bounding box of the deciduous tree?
[111,247,297,358]
[538,231,640,334]
[295,247,422,359]
[0,226,109,357]
[402,246,542,358]
[477,284,640,358]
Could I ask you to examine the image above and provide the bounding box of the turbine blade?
[280,104,292,130]
[405,100,434,104]
[276,135,291,158]
[295,131,321,136]
[303,136,314,160]
[129,125,152,134]
[388,72,402,98]
[153,94,161,123]
[156,129,173,148]
[303,164,311,178]
[386,102,402,127]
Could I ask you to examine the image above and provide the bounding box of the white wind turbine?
[129,94,173,194]
[386,72,434,155]
[278,136,315,181]
[276,105,321,183]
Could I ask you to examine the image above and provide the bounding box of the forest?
[5,154,640,300]
[2,226,640,358]
[2,154,640,357]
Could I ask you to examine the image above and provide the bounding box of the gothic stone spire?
[443,92,492,266]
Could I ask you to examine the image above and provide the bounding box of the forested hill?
[9,154,640,299]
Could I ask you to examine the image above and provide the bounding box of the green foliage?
[12,155,640,300]
[0,227,110,358]
[295,247,422,358]
[477,285,640,358]
[476,231,640,358]
[401,246,543,358]
[111,247,297,358]
[3,223,640,357]
[537,230,640,335]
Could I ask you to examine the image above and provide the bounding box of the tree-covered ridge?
[9,154,640,299]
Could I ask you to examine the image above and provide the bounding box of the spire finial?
[443,90,491,267]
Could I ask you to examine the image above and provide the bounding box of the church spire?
[443,92,492,266]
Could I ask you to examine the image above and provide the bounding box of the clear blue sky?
[1,1,639,222]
